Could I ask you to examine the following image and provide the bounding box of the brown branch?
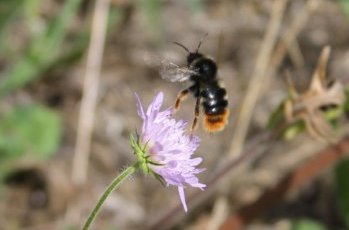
[229,0,321,158]
[270,0,321,69]
[219,135,349,230]
[229,0,288,158]
[72,0,111,186]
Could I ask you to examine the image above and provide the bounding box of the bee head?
[187,52,203,65]
[173,34,208,66]
[173,34,216,80]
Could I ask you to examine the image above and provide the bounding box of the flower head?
[132,92,206,212]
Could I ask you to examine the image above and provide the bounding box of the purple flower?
[133,92,206,212]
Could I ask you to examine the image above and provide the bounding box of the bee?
[160,37,229,132]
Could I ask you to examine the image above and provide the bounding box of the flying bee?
[160,38,229,132]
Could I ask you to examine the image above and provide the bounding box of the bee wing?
[159,60,198,82]
[142,52,197,82]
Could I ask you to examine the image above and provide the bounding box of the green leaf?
[137,0,164,44]
[23,0,41,37]
[0,105,62,158]
[186,0,204,13]
[283,121,305,140]
[291,219,326,230]
[338,0,349,20]
[0,0,82,96]
[267,98,346,140]
[335,158,349,228]
[266,102,284,130]
[0,0,22,55]
[343,86,349,112]
[0,0,22,35]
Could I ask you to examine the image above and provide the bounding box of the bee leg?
[190,96,201,132]
[174,89,189,114]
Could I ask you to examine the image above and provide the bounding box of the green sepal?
[129,131,166,186]
[130,132,147,173]
[152,171,166,187]
[147,160,164,166]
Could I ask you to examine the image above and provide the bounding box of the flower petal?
[134,92,205,212]
[146,92,164,117]
[178,186,188,212]
[134,93,146,120]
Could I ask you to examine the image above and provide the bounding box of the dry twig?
[270,0,321,69]
[72,0,111,185]
[229,0,321,158]
[219,135,349,230]
[229,0,288,158]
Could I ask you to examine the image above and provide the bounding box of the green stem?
[82,163,139,230]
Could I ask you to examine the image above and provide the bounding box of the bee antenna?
[173,42,190,53]
[195,32,208,53]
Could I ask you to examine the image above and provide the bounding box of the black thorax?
[187,53,227,116]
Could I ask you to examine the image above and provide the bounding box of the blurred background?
[1,0,349,229]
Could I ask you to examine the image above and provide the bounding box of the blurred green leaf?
[291,219,326,230]
[46,30,90,72]
[108,6,123,33]
[283,121,305,140]
[343,86,349,112]
[0,0,22,55]
[0,0,82,96]
[137,0,164,44]
[267,102,284,130]
[0,0,21,34]
[335,158,349,228]
[279,107,342,140]
[64,225,78,230]
[187,0,204,13]
[267,99,346,140]
[0,105,62,158]
[23,0,41,36]
[338,0,349,20]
